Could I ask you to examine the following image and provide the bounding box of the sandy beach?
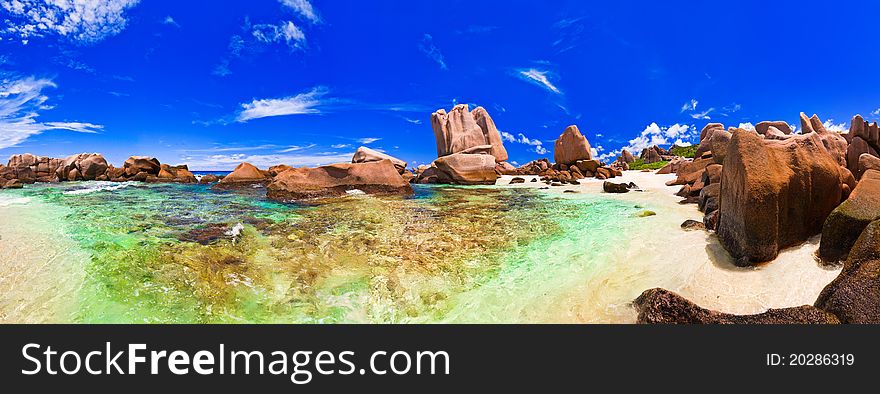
[494,171,842,322]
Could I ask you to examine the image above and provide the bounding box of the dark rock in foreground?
[634,288,840,324]
[815,220,880,323]
[819,169,880,262]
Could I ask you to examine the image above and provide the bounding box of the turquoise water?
[0,182,647,323]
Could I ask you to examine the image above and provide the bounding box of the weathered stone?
[432,153,497,185]
[819,170,880,262]
[755,121,792,135]
[635,288,839,324]
[123,156,161,177]
[603,181,629,193]
[267,159,414,201]
[718,130,845,265]
[553,125,592,165]
[352,146,407,172]
[213,162,268,189]
[431,104,508,162]
[815,220,880,323]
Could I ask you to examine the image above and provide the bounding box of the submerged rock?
[634,288,839,324]
[199,174,220,184]
[267,159,413,201]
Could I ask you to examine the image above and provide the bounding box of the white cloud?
[181,152,353,171]
[738,122,755,130]
[163,16,179,27]
[236,87,327,122]
[1,0,140,43]
[419,34,447,70]
[517,69,561,94]
[680,99,697,113]
[500,130,548,155]
[872,108,880,116]
[690,108,714,119]
[358,137,381,145]
[597,123,697,162]
[331,143,351,149]
[404,118,422,124]
[279,0,320,24]
[0,75,102,149]
[252,21,306,50]
[823,119,847,133]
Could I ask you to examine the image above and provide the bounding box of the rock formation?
[433,153,497,185]
[800,112,848,167]
[430,104,508,162]
[755,121,792,135]
[717,130,847,265]
[819,169,880,262]
[267,159,413,201]
[815,219,880,323]
[352,146,407,173]
[553,125,592,165]
[157,164,198,183]
[213,162,268,189]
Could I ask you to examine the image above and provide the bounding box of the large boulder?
[620,149,635,163]
[213,162,268,189]
[123,156,161,177]
[267,159,413,201]
[157,164,198,183]
[846,137,878,179]
[694,124,731,164]
[640,146,663,164]
[634,288,839,324]
[859,153,880,175]
[756,121,792,135]
[430,104,508,162]
[718,130,846,265]
[850,114,880,150]
[55,153,108,181]
[800,113,848,167]
[818,170,880,262]
[553,125,592,165]
[433,153,497,185]
[352,146,407,173]
[815,220,880,323]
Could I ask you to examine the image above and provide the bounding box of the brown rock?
[634,288,839,324]
[695,125,732,164]
[763,126,791,141]
[123,156,161,177]
[553,125,592,165]
[495,161,517,176]
[718,130,846,265]
[815,220,880,323]
[755,121,792,135]
[848,138,878,179]
[213,162,268,189]
[699,123,725,142]
[818,170,880,262]
[509,177,525,184]
[704,164,722,184]
[268,164,293,177]
[431,104,508,162]
[199,174,220,184]
[3,179,23,189]
[640,146,663,164]
[433,153,497,185]
[352,146,407,172]
[267,159,413,201]
[574,159,601,174]
[603,181,629,193]
[801,113,848,166]
[858,153,880,178]
[681,220,706,231]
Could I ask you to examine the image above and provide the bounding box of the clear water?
[0,182,648,323]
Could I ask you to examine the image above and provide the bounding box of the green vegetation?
[670,145,698,158]
[627,159,668,171]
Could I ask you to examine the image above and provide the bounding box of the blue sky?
[2,0,880,170]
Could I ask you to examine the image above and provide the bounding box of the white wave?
[226,222,245,244]
[63,182,133,195]
[345,189,366,195]
[0,196,32,207]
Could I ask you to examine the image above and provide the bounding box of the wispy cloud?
[235,87,328,122]
[180,152,353,171]
[252,21,306,50]
[680,98,714,119]
[358,137,381,145]
[516,69,562,94]
[163,15,179,27]
[332,143,351,149]
[1,0,140,43]
[500,131,549,155]
[279,0,321,24]
[419,34,447,70]
[278,143,316,153]
[178,144,281,153]
[404,118,422,124]
[1,76,103,149]
[872,108,880,116]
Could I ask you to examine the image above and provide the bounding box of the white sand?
[496,171,842,322]
[0,197,87,323]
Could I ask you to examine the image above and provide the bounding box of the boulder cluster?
[638,112,880,324]
[1,153,198,188]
